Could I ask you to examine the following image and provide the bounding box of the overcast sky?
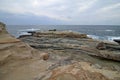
[0,0,120,25]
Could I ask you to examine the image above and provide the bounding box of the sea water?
[6,25,120,42]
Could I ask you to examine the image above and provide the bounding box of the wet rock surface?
[114,39,120,45]
[0,22,120,80]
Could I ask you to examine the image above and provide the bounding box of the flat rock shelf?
[0,22,120,80]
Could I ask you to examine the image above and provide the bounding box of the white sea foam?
[107,36,120,41]
[19,28,40,32]
[87,35,100,40]
[17,28,40,37]
[105,29,114,32]
[87,35,120,42]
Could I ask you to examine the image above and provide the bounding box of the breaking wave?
[17,28,40,37]
[105,29,114,32]
[88,35,120,42]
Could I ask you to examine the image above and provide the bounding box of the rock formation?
[36,62,110,80]
[40,53,49,60]
[19,26,120,80]
[0,22,51,80]
[0,22,120,80]
[96,42,106,50]
[32,31,88,38]
[0,22,20,44]
[114,39,120,45]
[0,22,7,34]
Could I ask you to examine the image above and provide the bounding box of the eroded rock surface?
[0,22,120,80]
[36,62,114,80]
[19,29,120,80]
[0,22,52,80]
[19,31,120,61]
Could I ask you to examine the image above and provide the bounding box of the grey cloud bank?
[0,0,120,25]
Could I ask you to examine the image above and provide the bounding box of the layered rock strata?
[0,22,120,80]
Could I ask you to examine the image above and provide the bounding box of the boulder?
[49,29,57,31]
[114,39,120,45]
[96,42,106,50]
[40,53,49,60]
[18,35,31,38]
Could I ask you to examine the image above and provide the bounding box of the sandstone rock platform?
[0,22,120,80]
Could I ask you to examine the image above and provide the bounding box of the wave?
[18,31,31,35]
[88,35,120,42]
[19,28,40,32]
[107,36,120,41]
[17,28,40,37]
[105,29,114,32]
[16,28,120,42]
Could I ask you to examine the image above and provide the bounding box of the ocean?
[6,25,120,41]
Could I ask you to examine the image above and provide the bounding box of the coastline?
[18,30,120,61]
[0,22,120,80]
[6,25,120,42]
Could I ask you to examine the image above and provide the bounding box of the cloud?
[0,0,98,21]
[0,0,120,25]
[95,3,120,19]
[77,0,97,13]
[96,3,120,14]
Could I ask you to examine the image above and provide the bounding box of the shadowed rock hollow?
[0,22,120,80]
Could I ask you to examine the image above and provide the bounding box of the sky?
[0,0,120,25]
